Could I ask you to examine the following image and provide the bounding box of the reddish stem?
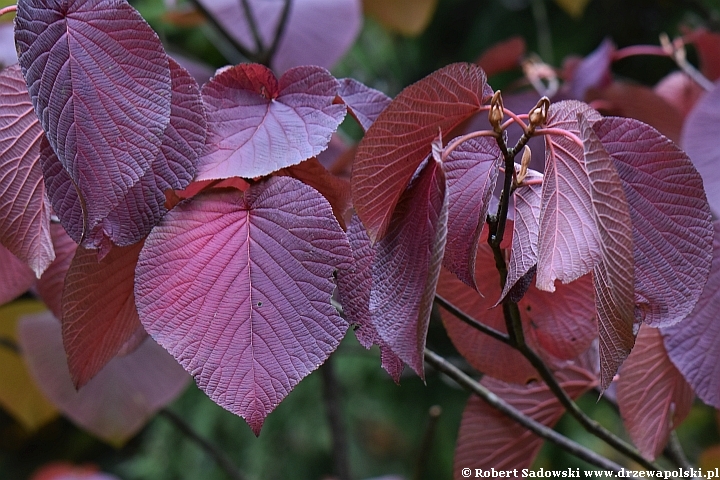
[0,5,16,17]
[533,127,583,149]
[441,129,498,162]
[612,45,668,62]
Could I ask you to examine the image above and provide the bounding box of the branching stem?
[434,294,511,345]
[263,0,292,66]
[186,0,258,62]
[239,0,264,54]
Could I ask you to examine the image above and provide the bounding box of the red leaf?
[594,117,713,327]
[16,0,172,232]
[0,244,35,305]
[537,101,602,291]
[195,0,361,74]
[370,158,447,377]
[352,63,492,242]
[662,220,720,408]
[692,29,720,81]
[475,36,526,77]
[618,325,693,460]
[19,311,189,446]
[681,79,720,215]
[36,223,77,319]
[654,72,704,120]
[441,136,501,289]
[62,242,144,388]
[197,64,345,180]
[337,78,391,132]
[579,114,635,388]
[336,215,404,381]
[454,365,596,477]
[0,64,53,277]
[135,177,351,434]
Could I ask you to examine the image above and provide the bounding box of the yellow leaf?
[0,300,58,431]
[363,0,439,37]
[553,0,591,18]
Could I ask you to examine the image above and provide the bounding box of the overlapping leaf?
[39,137,83,243]
[662,220,720,408]
[681,80,720,215]
[35,223,77,318]
[441,136,501,289]
[579,114,635,388]
[135,177,351,434]
[617,325,693,460]
[0,64,53,277]
[594,117,713,327]
[370,158,447,377]
[337,78,391,133]
[0,244,35,305]
[352,63,492,242]
[536,101,602,291]
[196,0,362,74]
[16,0,172,233]
[62,242,144,388]
[567,38,614,100]
[453,365,596,478]
[197,64,345,181]
[336,215,403,381]
[19,311,189,446]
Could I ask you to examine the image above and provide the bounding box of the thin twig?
[186,0,259,62]
[239,0,264,54]
[159,408,246,480]
[320,356,351,480]
[413,405,442,480]
[434,294,511,345]
[665,431,699,478]
[263,0,293,66]
[530,0,554,64]
[424,348,624,473]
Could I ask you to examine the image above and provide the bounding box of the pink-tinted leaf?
[662,220,720,408]
[336,215,403,382]
[62,242,144,388]
[19,311,189,446]
[0,64,53,277]
[135,176,351,434]
[579,114,635,389]
[16,0,172,231]
[437,240,596,383]
[499,168,543,304]
[654,72,704,120]
[196,0,361,74]
[85,58,206,248]
[197,64,345,180]
[0,244,35,305]
[275,158,351,228]
[568,38,614,100]
[454,365,596,478]
[681,80,720,215]
[618,325,693,460]
[370,158,447,377]
[40,137,83,243]
[0,24,17,69]
[337,78,391,132]
[36,223,77,319]
[475,36,525,78]
[594,117,713,327]
[352,63,492,242]
[30,463,120,480]
[441,137,501,289]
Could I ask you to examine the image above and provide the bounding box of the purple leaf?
[352,63,492,242]
[370,158,447,377]
[0,64,53,277]
[536,101,602,291]
[681,80,720,215]
[618,325,693,460]
[594,117,713,327]
[197,64,345,180]
[16,0,172,233]
[86,58,206,248]
[196,0,362,74]
[578,114,635,389]
[0,244,35,305]
[568,38,615,100]
[454,365,596,477]
[18,311,189,446]
[135,176,351,434]
[441,137,501,289]
[498,168,543,304]
[337,78,391,132]
[662,220,720,408]
[36,223,77,319]
[62,242,144,388]
[0,24,17,68]
[336,215,404,381]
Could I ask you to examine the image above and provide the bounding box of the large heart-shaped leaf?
[16,0,172,232]
[337,78,391,133]
[197,64,345,180]
[135,176,351,434]
[0,64,53,277]
[352,63,492,242]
